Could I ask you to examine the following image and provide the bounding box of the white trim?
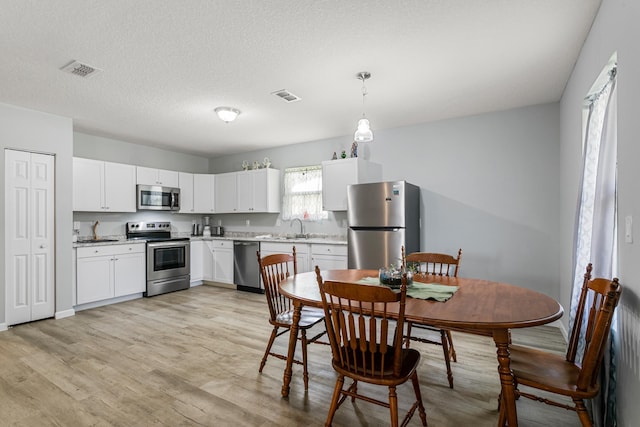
[0,323,7,332]
[549,319,569,342]
[55,309,75,319]
[74,293,142,312]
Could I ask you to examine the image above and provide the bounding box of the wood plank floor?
[1,285,581,426]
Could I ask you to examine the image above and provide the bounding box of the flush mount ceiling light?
[214,107,241,123]
[354,71,373,143]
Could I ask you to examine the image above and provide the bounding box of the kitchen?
[1,0,640,425]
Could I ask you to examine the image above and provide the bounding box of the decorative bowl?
[378,268,412,289]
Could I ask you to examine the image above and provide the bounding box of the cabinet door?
[251,169,268,212]
[214,248,234,284]
[113,251,146,297]
[311,254,348,271]
[190,240,204,282]
[136,166,158,185]
[77,256,113,304]
[203,241,215,281]
[236,171,253,212]
[104,161,136,212]
[73,157,104,211]
[179,172,194,213]
[157,169,179,187]
[215,172,237,213]
[193,174,215,213]
[322,159,356,211]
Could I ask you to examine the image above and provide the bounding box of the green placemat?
[357,277,458,302]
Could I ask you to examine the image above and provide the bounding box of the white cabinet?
[214,172,237,213]
[237,169,281,213]
[73,157,136,212]
[76,243,146,305]
[193,174,216,213]
[190,240,204,284]
[179,172,195,213]
[311,244,348,271]
[204,240,234,284]
[260,241,311,273]
[136,166,179,187]
[321,158,382,211]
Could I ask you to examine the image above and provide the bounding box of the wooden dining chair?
[403,248,462,389]
[256,246,327,390]
[498,263,622,427]
[315,266,428,427]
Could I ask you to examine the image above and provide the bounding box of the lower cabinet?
[190,240,204,284]
[76,243,146,305]
[311,244,348,271]
[202,240,234,285]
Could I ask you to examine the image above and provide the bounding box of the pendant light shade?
[353,71,373,142]
[354,118,373,142]
[215,106,241,123]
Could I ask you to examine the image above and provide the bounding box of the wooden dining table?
[278,269,564,427]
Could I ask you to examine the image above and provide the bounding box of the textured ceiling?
[0,0,601,157]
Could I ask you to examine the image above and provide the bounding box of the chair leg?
[325,375,344,427]
[410,371,428,426]
[497,395,507,427]
[388,386,399,427]
[259,326,279,372]
[440,330,454,388]
[405,322,413,348]
[301,329,309,390]
[573,398,593,427]
[446,330,457,362]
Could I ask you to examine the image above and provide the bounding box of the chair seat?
[509,345,599,399]
[333,347,421,386]
[274,306,325,328]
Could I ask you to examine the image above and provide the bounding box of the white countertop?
[73,234,347,247]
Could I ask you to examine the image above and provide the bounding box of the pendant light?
[354,71,373,143]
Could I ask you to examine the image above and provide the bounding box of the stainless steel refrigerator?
[347,181,420,269]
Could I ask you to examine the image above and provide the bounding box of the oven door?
[147,240,190,281]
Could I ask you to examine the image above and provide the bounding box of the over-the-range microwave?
[137,185,180,211]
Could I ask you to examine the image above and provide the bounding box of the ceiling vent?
[60,60,102,78]
[272,89,301,103]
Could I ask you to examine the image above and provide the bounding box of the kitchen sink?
[76,238,119,244]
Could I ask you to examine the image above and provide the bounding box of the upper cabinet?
[214,169,281,213]
[214,172,237,213]
[237,169,280,213]
[193,173,216,213]
[73,157,136,212]
[136,166,179,187]
[322,158,382,211]
[178,172,194,214]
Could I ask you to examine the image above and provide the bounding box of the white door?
[5,149,55,325]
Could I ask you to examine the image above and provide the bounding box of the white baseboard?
[0,323,7,332]
[549,319,569,342]
[55,309,75,319]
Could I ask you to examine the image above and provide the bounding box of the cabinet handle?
[40,244,47,249]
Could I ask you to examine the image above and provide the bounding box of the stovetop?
[126,221,186,242]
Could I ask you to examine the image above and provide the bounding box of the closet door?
[5,150,55,325]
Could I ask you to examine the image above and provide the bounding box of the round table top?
[279,269,564,331]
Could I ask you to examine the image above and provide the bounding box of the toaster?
[211,226,224,236]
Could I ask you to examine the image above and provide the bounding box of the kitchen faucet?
[291,218,306,238]
[92,220,100,240]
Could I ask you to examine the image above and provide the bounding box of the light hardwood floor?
[1,285,581,426]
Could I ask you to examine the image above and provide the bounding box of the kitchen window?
[281,165,328,221]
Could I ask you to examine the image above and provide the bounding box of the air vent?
[272,89,301,103]
[60,60,102,78]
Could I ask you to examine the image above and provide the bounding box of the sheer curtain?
[281,165,328,221]
[569,59,617,426]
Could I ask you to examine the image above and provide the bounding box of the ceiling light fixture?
[214,106,241,123]
[354,71,373,143]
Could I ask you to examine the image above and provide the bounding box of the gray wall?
[559,0,640,424]
[0,102,74,326]
[211,103,562,297]
[74,132,210,172]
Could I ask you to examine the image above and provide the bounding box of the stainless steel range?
[126,221,190,297]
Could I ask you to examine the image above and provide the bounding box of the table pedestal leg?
[493,329,517,427]
[281,300,302,397]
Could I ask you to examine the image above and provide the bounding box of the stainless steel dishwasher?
[233,241,262,293]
